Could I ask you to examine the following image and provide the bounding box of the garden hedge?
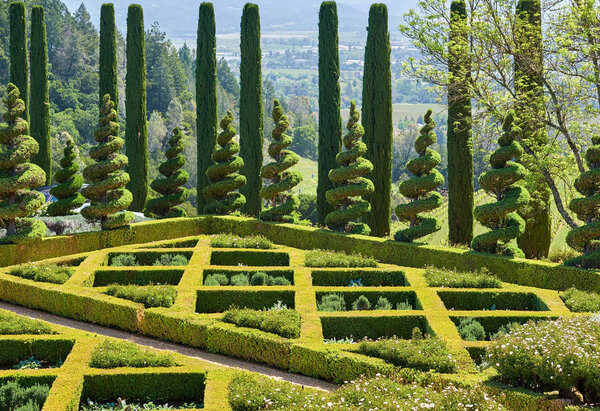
[93,268,185,287]
[438,290,548,311]
[320,315,429,340]
[195,289,295,313]
[311,269,408,287]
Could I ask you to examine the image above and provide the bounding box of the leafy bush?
[375,297,392,310]
[305,249,377,268]
[204,274,229,286]
[270,276,291,286]
[560,287,600,313]
[351,295,372,311]
[488,316,600,404]
[222,307,300,338]
[396,301,413,310]
[110,254,138,267]
[153,254,189,266]
[89,339,177,369]
[0,311,54,335]
[205,272,291,287]
[424,267,501,288]
[358,336,456,373]
[210,234,274,249]
[317,294,346,312]
[81,399,202,410]
[489,322,522,341]
[8,263,74,284]
[106,285,177,308]
[250,272,269,286]
[13,357,43,370]
[457,317,486,341]
[0,381,49,411]
[230,274,250,286]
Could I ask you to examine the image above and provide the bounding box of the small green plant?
[204,273,229,286]
[317,294,346,312]
[250,272,269,286]
[489,322,522,340]
[0,310,54,335]
[411,327,423,340]
[457,317,486,341]
[12,356,43,370]
[305,249,377,267]
[110,254,138,267]
[106,284,177,308]
[0,381,49,411]
[89,339,178,368]
[324,337,355,344]
[8,263,74,284]
[153,254,189,266]
[269,300,288,311]
[230,274,250,286]
[351,295,372,311]
[222,307,300,338]
[210,234,274,249]
[270,276,291,286]
[560,287,600,313]
[424,267,501,288]
[396,301,413,310]
[374,297,392,310]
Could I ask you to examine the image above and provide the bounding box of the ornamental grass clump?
[8,263,73,284]
[560,287,600,313]
[89,339,178,368]
[305,249,377,267]
[424,266,501,288]
[0,310,54,334]
[210,234,273,249]
[222,307,300,338]
[105,284,177,308]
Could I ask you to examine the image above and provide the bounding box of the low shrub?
[106,285,177,308]
[317,294,346,312]
[305,250,377,268]
[0,381,49,411]
[488,316,600,404]
[250,272,269,286]
[489,322,522,341]
[560,287,600,313]
[0,311,54,335]
[204,274,229,286]
[396,301,413,310]
[80,399,202,410]
[222,306,301,338]
[318,294,413,312]
[270,276,291,286]
[230,274,250,286]
[204,272,291,287]
[110,254,137,267]
[457,317,486,341]
[153,254,189,266]
[210,234,274,249]
[375,297,392,310]
[110,253,189,267]
[8,263,74,284]
[424,267,501,288]
[89,340,177,369]
[351,295,371,311]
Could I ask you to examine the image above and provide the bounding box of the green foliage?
[0,310,53,335]
[9,2,28,124]
[325,101,374,235]
[374,297,391,310]
[152,254,189,266]
[239,3,263,217]
[109,253,188,267]
[560,288,600,313]
[12,356,43,370]
[424,266,501,288]
[81,400,202,410]
[204,274,229,286]
[146,127,190,218]
[230,274,250,286]
[125,4,148,212]
[351,295,371,311]
[210,250,290,266]
[317,294,346,312]
[99,3,118,108]
[0,84,47,243]
[210,234,273,249]
[270,276,291,286]
[0,381,49,411]
[305,249,377,267]
[222,307,301,338]
[89,339,177,369]
[110,254,137,267]
[291,125,318,160]
[106,285,177,308]
[472,111,530,257]
[396,301,413,310]
[8,263,73,284]
[203,111,246,214]
[250,272,268,286]
[362,4,393,237]
[311,269,407,287]
[47,135,85,216]
[82,95,133,230]
[395,110,444,242]
[457,317,486,341]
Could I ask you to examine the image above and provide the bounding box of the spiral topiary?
[47,133,85,216]
[146,127,190,218]
[395,109,444,242]
[259,99,302,222]
[81,94,133,230]
[325,100,374,235]
[471,110,530,257]
[566,134,600,268]
[203,111,246,214]
[0,84,47,243]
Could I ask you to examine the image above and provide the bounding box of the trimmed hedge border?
[93,268,185,287]
[210,250,290,267]
[449,315,558,340]
[311,269,408,287]
[105,251,193,267]
[0,337,74,367]
[195,290,295,313]
[315,290,420,311]
[438,291,549,312]
[202,268,295,285]
[320,315,430,340]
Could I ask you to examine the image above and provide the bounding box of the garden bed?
[105,251,193,267]
[202,268,294,286]
[315,290,420,311]
[210,250,290,266]
[93,268,185,287]
[311,269,408,287]
[0,338,74,369]
[438,291,549,311]
[320,315,430,340]
[195,289,295,313]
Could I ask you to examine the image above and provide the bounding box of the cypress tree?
[447,0,474,245]
[317,1,342,226]
[47,134,85,216]
[125,4,148,212]
[514,0,552,259]
[239,3,263,217]
[9,2,28,124]
[196,2,218,214]
[30,5,51,185]
[362,4,393,237]
[99,3,118,108]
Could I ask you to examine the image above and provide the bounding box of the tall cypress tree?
[447,0,474,245]
[239,3,263,217]
[317,1,342,226]
[125,4,148,212]
[9,1,28,125]
[30,5,51,185]
[196,2,218,214]
[99,3,118,108]
[362,4,393,237]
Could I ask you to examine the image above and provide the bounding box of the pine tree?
[146,127,190,218]
[125,4,148,212]
[82,95,133,230]
[203,111,247,214]
[9,2,28,124]
[325,101,374,235]
[317,1,342,226]
[99,3,118,108]
[239,3,263,217]
[447,0,474,245]
[30,6,51,185]
[196,2,218,214]
[362,4,393,237]
[0,84,46,243]
[471,111,530,257]
[395,110,444,242]
[260,100,302,222]
[47,134,85,216]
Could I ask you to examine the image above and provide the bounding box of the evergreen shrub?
[8,264,73,284]
[305,250,377,268]
[0,381,49,411]
[456,317,486,341]
[106,285,177,308]
[209,234,273,249]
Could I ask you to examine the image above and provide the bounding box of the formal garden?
[1,0,600,410]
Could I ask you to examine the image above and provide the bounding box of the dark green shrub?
[424,267,501,288]
[89,339,177,369]
[457,317,486,341]
[317,294,346,312]
[204,274,229,286]
[211,234,274,249]
[8,264,73,284]
[305,250,377,268]
[396,301,413,310]
[0,381,49,411]
[106,285,177,308]
[0,311,53,335]
[250,272,269,286]
[374,297,392,310]
[47,135,84,216]
[230,274,250,286]
[222,307,300,338]
[153,254,189,266]
[270,276,291,286]
[110,254,137,267]
[351,295,372,311]
[560,288,600,313]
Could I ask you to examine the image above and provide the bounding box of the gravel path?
[0,301,337,392]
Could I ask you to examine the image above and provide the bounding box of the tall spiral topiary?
[146,127,190,219]
[325,101,374,235]
[47,134,85,216]
[203,111,246,214]
[566,134,600,268]
[82,94,133,230]
[0,84,46,243]
[471,111,530,257]
[395,110,444,242]
[259,100,302,222]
